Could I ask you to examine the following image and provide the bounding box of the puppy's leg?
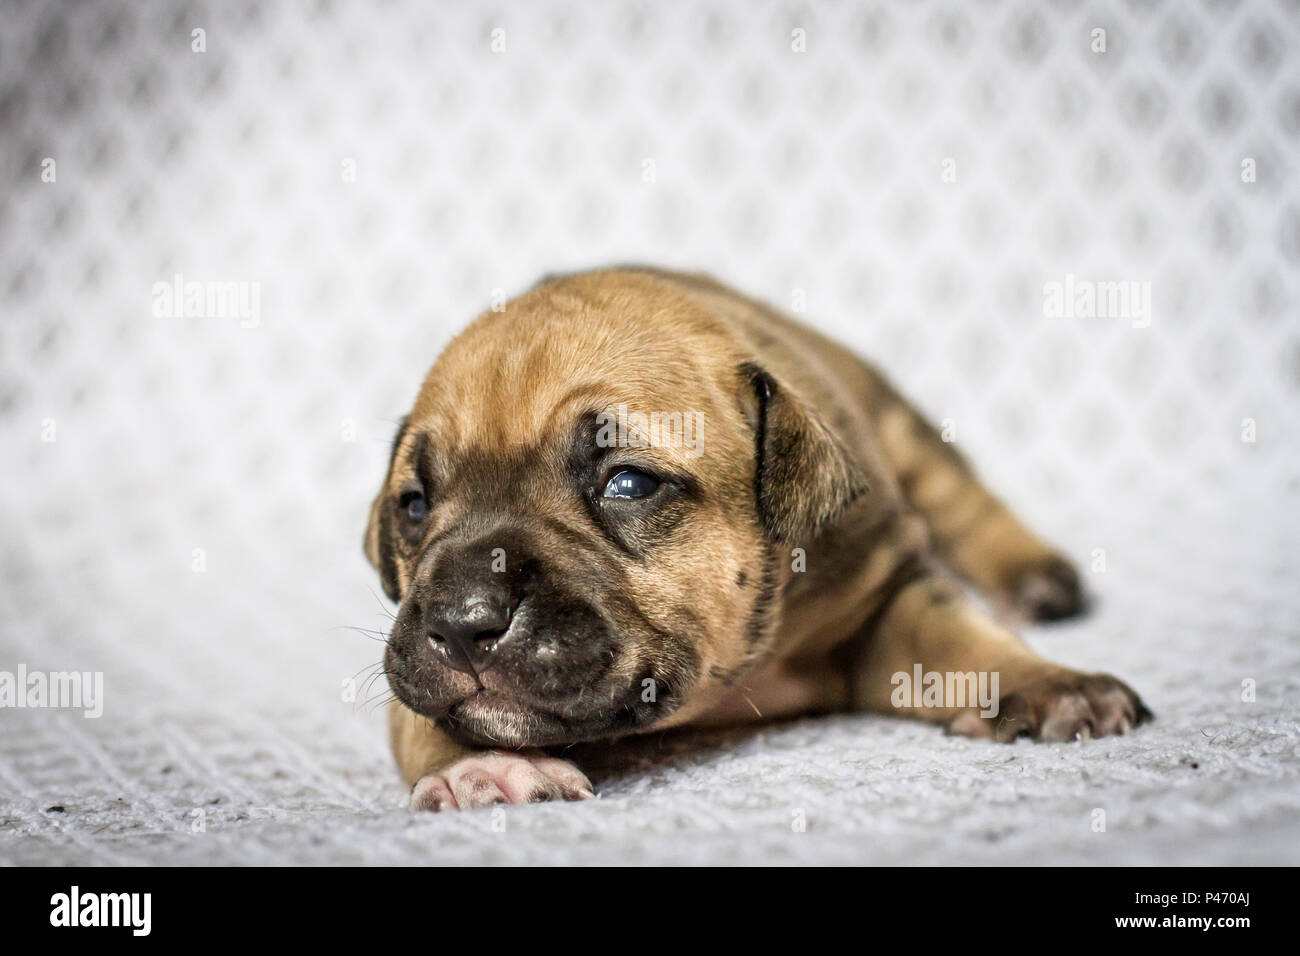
[870,382,1087,622]
[851,574,1149,740]
[389,702,594,812]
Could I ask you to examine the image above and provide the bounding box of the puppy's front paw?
[409,751,595,812]
[947,672,1152,743]
[1006,554,1089,623]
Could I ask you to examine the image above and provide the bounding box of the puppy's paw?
[409,751,595,812]
[1005,554,1090,623]
[946,672,1152,743]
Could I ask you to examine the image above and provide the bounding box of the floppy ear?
[741,363,868,543]
[364,418,407,602]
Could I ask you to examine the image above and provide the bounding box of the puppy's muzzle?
[386,525,655,746]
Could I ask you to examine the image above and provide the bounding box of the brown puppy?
[365,267,1150,811]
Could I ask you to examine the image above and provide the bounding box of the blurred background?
[1,0,1297,864]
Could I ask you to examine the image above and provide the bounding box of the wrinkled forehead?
[403,325,740,476]
[404,381,718,481]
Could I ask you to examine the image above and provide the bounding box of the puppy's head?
[367,271,865,747]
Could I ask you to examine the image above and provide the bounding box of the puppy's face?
[367,273,864,748]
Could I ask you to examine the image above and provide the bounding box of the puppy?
[365,267,1150,811]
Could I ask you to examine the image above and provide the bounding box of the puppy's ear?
[741,363,868,543]
[364,418,407,602]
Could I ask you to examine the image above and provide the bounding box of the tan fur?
[370,267,1148,797]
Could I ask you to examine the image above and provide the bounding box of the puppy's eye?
[399,490,427,521]
[603,469,660,500]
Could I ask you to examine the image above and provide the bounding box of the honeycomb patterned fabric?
[1,0,1297,865]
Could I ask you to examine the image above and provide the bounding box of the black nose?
[425,598,512,676]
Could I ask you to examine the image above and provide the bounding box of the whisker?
[366,587,398,622]
[361,668,387,699]
[352,660,385,682]
[364,689,397,713]
[335,624,390,645]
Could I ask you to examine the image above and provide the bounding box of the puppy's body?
[368,268,1148,811]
